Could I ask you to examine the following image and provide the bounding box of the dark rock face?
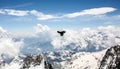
[99,45,120,69]
[21,54,53,69]
[44,61,53,69]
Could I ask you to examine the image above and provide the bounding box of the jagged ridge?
[99,45,120,69]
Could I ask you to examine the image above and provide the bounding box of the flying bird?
[57,31,66,36]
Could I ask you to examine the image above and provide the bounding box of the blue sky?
[0,0,120,32]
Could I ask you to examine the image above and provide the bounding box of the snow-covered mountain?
[0,24,120,69]
[46,50,106,69]
[0,54,53,69]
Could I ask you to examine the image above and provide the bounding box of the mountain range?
[0,25,120,69]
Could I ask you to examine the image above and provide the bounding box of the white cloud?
[0,27,24,61]
[34,24,50,33]
[63,7,116,18]
[4,9,29,16]
[0,9,5,14]
[0,38,23,57]
[0,9,29,16]
[30,10,55,20]
[0,27,7,33]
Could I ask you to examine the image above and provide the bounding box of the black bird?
[57,31,66,36]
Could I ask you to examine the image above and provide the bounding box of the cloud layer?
[63,7,116,18]
[0,24,120,59]
[0,27,23,59]
[0,7,116,20]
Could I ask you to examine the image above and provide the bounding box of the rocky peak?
[20,54,53,69]
[99,45,120,69]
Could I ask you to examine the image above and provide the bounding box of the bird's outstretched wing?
[57,31,60,33]
[63,31,66,33]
